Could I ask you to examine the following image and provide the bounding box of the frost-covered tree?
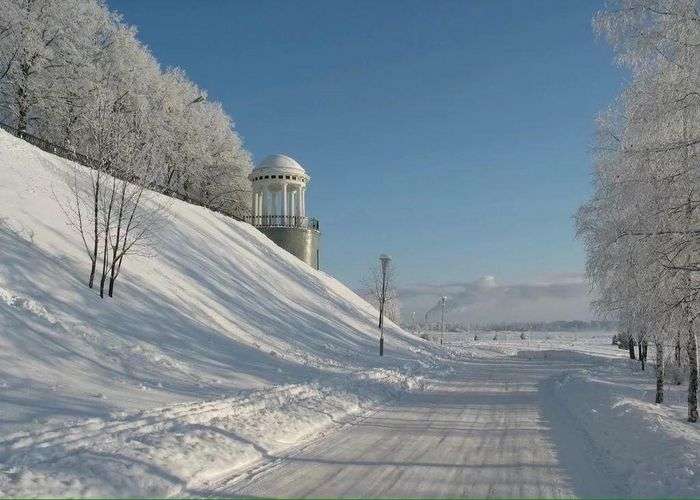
[2,0,254,296]
[578,0,700,420]
[148,69,252,217]
[0,0,252,217]
[0,0,113,135]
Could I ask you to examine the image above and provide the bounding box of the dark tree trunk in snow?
[629,337,636,360]
[688,319,698,422]
[99,235,109,298]
[640,341,648,371]
[88,261,96,288]
[88,173,101,288]
[108,256,122,297]
[99,180,116,298]
[656,341,664,404]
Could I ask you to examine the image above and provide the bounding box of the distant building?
[249,154,320,269]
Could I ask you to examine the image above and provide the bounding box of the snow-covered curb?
[0,368,422,498]
[546,365,700,497]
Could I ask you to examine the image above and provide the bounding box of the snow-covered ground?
[0,130,433,496]
[215,340,700,498]
[443,332,700,498]
[440,329,628,359]
[2,130,700,497]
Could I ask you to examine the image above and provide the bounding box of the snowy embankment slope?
[0,130,431,496]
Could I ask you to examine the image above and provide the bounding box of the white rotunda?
[248,154,320,269]
[250,154,309,219]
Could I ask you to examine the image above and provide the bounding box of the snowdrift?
[545,364,700,497]
[0,130,431,495]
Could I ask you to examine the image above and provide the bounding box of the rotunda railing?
[246,215,320,231]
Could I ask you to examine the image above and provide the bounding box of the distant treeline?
[419,320,618,332]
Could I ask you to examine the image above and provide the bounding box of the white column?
[282,183,288,217]
[301,187,306,216]
[252,191,257,217]
[290,190,296,217]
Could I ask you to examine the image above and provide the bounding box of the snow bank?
[547,365,700,497]
[0,368,421,497]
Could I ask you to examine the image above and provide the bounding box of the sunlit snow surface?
[1,130,699,497]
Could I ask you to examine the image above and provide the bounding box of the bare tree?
[362,261,401,324]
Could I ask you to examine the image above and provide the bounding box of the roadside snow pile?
[0,367,423,498]
[548,364,700,497]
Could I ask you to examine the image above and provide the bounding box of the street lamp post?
[378,254,391,357]
[440,296,447,346]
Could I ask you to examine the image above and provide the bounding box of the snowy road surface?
[207,356,622,498]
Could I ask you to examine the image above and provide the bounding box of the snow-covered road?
[207,356,622,498]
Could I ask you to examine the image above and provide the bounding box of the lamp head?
[379,254,391,272]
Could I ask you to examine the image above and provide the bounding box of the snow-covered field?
[2,130,699,497]
[440,330,629,359]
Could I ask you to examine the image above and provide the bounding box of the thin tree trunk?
[629,336,636,360]
[108,182,126,298]
[99,231,109,298]
[680,33,697,423]
[99,178,116,298]
[638,341,644,369]
[88,259,96,288]
[656,341,664,404]
[88,173,100,288]
[688,316,698,422]
[108,269,116,297]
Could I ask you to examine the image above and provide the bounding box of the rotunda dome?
[254,154,306,173]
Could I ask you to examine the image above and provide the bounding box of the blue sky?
[109,0,625,311]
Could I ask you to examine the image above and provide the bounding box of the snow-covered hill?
[0,130,433,495]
